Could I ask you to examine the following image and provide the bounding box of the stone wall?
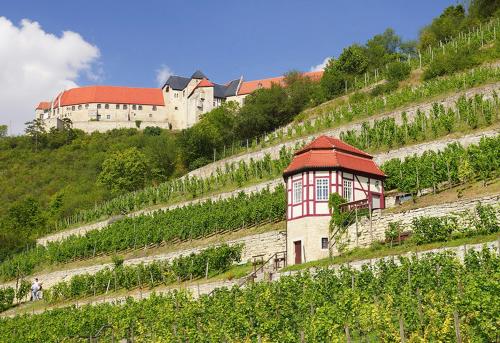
[38,129,499,245]
[10,229,286,291]
[338,194,500,254]
[187,82,500,179]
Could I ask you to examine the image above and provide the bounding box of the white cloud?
[310,57,332,72]
[155,64,173,87]
[0,17,100,134]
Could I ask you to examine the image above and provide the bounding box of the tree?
[336,44,368,75]
[98,147,149,194]
[0,125,7,138]
[24,119,47,151]
[418,5,466,49]
[321,59,347,99]
[5,198,47,237]
[365,28,402,69]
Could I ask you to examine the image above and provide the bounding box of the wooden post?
[205,259,209,279]
[454,311,462,343]
[355,207,359,246]
[344,324,351,343]
[399,315,406,343]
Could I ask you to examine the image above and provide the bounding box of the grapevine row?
[0,250,497,342]
[58,83,500,229]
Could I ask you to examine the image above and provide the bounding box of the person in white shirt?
[31,278,40,301]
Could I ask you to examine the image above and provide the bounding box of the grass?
[283,232,499,272]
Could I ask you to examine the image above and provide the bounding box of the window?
[175,106,178,110]
[71,106,75,111]
[78,105,82,110]
[343,179,353,202]
[293,181,302,204]
[132,105,137,110]
[149,113,152,118]
[321,237,329,249]
[97,104,101,109]
[104,104,109,109]
[123,104,128,109]
[106,115,110,119]
[137,105,142,110]
[316,178,329,201]
[152,105,157,111]
[85,104,89,109]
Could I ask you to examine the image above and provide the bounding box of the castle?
[35,70,323,132]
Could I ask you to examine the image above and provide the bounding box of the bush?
[472,203,499,235]
[411,216,457,244]
[370,80,398,96]
[423,45,479,80]
[385,221,402,246]
[386,61,411,82]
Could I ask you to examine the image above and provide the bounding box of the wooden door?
[294,241,302,264]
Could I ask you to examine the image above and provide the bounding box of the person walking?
[31,278,40,301]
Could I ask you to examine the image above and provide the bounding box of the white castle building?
[35,70,323,133]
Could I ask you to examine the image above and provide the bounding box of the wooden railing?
[338,198,369,213]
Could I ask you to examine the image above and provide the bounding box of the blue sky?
[3,0,455,86]
[1,0,455,133]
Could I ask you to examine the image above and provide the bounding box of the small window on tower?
[123,104,128,110]
[116,104,120,109]
[321,237,328,249]
[97,104,101,109]
[71,106,75,111]
[105,104,109,109]
[106,115,110,120]
[78,105,82,110]
[138,105,143,110]
[152,106,157,111]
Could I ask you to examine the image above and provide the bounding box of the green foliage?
[411,216,457,244]
[45,244,241,303]
[385,221,402,246]
[0,287,14,312]
[382,136,500,193]
[0,125,7,138]
[423,44,479,80]
[1,251,498,341]
[419,5,467,48]
[386,61,411,82]
[328,193,349,230]
[0,186,285,280]
[98,147,149,194]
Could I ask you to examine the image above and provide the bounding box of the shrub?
[411,216,457,244]
[385,221,402,246]
[386,61,411,82]
[423,45,479,80]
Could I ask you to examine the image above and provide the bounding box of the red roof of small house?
[283,136,385,178]
[196,79,214,88]
[51,86,164,108]
[36,101,51,110]
[238,71,324,95]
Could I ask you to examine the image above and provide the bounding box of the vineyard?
[0,186,286,281]
[2,136,499,282]
[55,84,500,230]
[45,244,242,303]
[0,250,498,342]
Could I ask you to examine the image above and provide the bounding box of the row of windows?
[63,104,158,111]
[98,113,154,120]
[292,178,354,204]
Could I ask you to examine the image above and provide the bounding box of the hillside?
[0,2,499,341]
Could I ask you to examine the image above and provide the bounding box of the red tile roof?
[51,86,164,108]
[295,135,372,158]
[36,101,51,110]
[283,136,385,178]
[196,79,214,88]
[238,71,323,95]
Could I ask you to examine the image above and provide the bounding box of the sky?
[0,0,456,134]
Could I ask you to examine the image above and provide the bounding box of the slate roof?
[191,70,208,79]
[163,76,191,90]
[283,135,385,178]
